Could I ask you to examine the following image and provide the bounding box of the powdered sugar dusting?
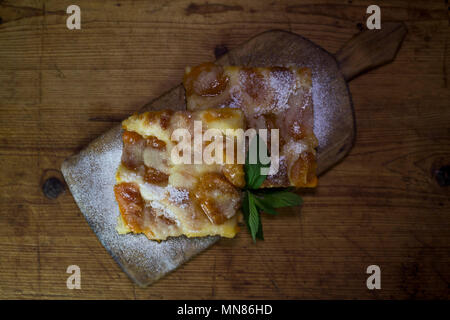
[284,140,308,155]
[149,201,180,226]
[291,122,301,135]
[268,69,294,114]
[166,185,189,208]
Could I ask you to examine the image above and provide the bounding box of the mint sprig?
[244,134,270,189]
[241,135,303,242]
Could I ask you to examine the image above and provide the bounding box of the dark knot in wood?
[214,45,229,59]
[42,177,65,199]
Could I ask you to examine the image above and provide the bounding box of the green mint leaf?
[245,135,270,189]
[254,196,279,215]
[247,191,260,242]
[256,215,264,240]
[257,191,303,208]
[242,191,264,242]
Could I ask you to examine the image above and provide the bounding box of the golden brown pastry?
[114,108,245,240]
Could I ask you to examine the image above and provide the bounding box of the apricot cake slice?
[184,63,318,188]
[114,108,245,241]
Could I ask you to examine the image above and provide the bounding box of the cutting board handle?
[335,22,407,81]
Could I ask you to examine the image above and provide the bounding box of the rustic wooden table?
[0,0,449,299]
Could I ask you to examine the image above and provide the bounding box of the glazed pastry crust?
[114,108,245,241]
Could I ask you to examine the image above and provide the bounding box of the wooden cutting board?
[61,23,406,287]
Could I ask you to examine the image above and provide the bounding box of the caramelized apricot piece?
[223,164,245,188]
[145,135,166,150]
[289,151,317,187]
[114,182,144,233]
[121,131,145,170]
[194,172,241,225]
[240,68,266,100]
[123,130,144,145]
[144,166,169,185]
[184,62,229,97]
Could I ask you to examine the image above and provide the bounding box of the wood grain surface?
[0,0,449,299]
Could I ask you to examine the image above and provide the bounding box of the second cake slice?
[184,63,318,188]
